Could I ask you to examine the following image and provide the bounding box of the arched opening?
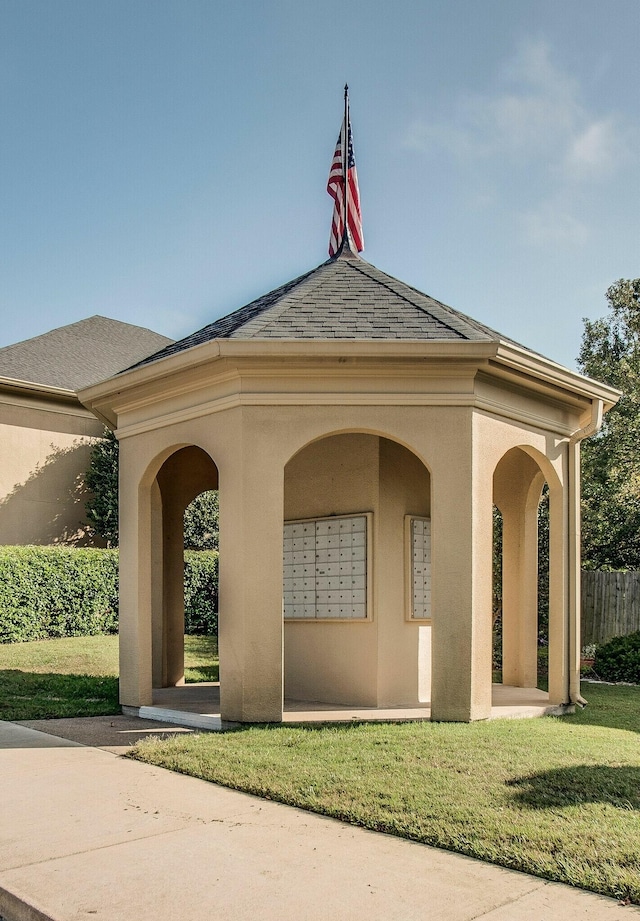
[182,488,219,681]
[283,432,431,710]
[150,446,219,707]
[493,447,561,698]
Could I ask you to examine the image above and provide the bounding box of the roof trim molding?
[0,375,78,403]
[79,335,620,433]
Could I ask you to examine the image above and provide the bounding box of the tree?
[85,429,119,547]
[183,490,219,550]
[578,278,640,570]
[84,429,219,549]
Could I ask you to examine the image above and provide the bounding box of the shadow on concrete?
[14,713,196,752]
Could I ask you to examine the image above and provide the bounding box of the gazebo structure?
[80,245,618,724]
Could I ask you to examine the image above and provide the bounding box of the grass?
[129,681,640,905]
[0,634,218,720]
[1,635,638,902]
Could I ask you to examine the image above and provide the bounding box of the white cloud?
[406,39,628,182]
[521,202,589,247]
[564,118,623,178]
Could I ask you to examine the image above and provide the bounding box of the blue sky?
[1,0,639,370]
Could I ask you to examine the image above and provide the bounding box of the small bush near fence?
[594,631,640,685]
[0,547,218,643]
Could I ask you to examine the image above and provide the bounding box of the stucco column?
[547,477,570,705]
[568,439,583,704]
[161,488,186,686]
[430,416,493,721]
[219,412,285,722]
[150,480,164,688]
[501,501,539,688]
[499,471,544,689]
[118,438,153,707]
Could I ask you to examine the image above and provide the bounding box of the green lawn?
[130,681,640,905]
[0,634,218,720]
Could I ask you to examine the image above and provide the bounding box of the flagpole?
[343,83,350,250]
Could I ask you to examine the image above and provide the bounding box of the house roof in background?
[0,316,174,391]
[131,249,529,371]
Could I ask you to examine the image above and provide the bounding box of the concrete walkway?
[0,718,637,921]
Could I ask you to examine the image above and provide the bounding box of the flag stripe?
[327,117,364,256]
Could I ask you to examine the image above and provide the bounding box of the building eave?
[492,342,621,411]
[0,375,79,404]
[78,336,620,432]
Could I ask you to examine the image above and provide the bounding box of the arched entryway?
[493,446,565,705]
[283,431,432,710]
[148,445,219,698]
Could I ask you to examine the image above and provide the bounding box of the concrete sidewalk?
[0,720,637,921]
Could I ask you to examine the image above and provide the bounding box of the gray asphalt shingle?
[131,250,528,371]
[0,316,174,391]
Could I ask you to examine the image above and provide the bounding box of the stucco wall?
[376,438,431,706]
[284,433,431,707]
[0,394,105,545]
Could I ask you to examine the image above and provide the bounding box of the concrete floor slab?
[121,682,568,728]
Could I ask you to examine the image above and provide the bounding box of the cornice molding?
[79,336,620,437]
[115,388,575,441]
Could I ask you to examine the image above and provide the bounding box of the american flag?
[327,117,364,256]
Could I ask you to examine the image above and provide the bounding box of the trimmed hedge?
[0,546,218,643]
[0,547,119,643]
[184,550,218,635]
[594,631,640,685]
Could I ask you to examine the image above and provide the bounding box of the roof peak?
[128,253,536,373]
[330,232,363,262]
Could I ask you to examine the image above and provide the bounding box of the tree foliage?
[85,429,119,547]
[578,278,640,570]
[183,491,219,551]
[84,430,219,549]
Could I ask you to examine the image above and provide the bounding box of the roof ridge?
[353,261,523,344]
[347,260,470,339]
[235,259,338,338]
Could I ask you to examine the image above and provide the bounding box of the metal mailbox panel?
[410,517,431,620]
[284,514,369,620]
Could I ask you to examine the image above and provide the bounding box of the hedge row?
[0,547,218,643]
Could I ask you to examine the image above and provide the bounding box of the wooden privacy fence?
[581,571,640,645]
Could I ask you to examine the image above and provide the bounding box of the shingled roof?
[0,316,174,391]
[132,249,525,371]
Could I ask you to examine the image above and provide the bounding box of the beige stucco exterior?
[0,379,105,545]
[81,334,618,724]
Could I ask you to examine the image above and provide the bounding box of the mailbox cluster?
[411,517,432,619]
[283,514,368,619]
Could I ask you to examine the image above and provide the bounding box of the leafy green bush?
[0,547,219,643]
[184,550,218,635]
[0,547,119,643]
[594,631,640,684]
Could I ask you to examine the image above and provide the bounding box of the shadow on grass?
[508,764,640,810]
[0,669,119,721]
